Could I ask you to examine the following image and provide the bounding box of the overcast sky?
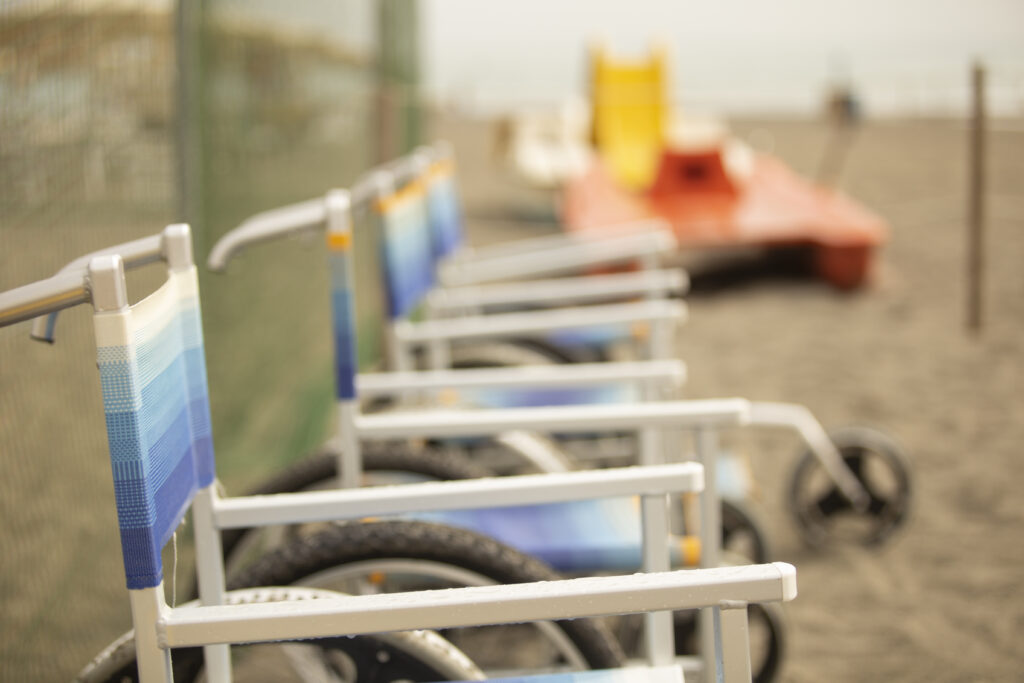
[422,0,1024,115]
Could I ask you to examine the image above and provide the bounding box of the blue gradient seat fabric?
[544,324,640,350]
[93,266,214,589]
[414,497,691,572]
[455,383,640,410]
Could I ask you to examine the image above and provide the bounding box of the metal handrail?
[0,267,92,330]
[207,151,428,273]
[0,232,167,338]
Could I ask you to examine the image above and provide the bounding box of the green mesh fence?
[195,0,380,487]
[0,5,179,679]
[0,1,414,679]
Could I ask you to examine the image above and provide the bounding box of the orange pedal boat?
[563,45,887,290]
[562,144,888,289]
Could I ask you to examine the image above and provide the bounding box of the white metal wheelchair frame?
[205,164,871,511]
[368,153,685,373]
[202,175,875,674]
[0,223,797,683]
[423,142,680,289]
[377,148,874,511]
[208,187,765,680]
[209,177,693,478]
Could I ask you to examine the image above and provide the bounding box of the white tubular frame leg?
[697,427,722,683]
[336,401,362,489]
[427,336,451,370]
[641,484,673,666]
[387,323,415,373]
[168,226,233,682]
[649,314,676,362]
[129,587,173,683]
[639,357,673,665]
[718,601,753,682]
[749,401,870,510]
[192,487,232,683]
[638,249,660,277]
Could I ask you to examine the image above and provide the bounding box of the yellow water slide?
[589,44,668,190]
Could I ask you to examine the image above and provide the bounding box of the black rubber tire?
[82,636,477,683]
[721,497,775,564]
[76,588,484,683]
[229,519,626,671]
[788,426,912,547]
[220,442,495,567]
[672,601,788,683]
[449,337,605,368]
[80,622,483,679]
[500,336,609,364]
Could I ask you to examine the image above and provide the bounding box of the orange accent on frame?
[375,178,426,214]
[326,231,351,251]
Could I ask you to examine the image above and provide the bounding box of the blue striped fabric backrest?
[93,265,214,589]
[376,179,436,319]
[327,229,358,400]
[424,158,465,260]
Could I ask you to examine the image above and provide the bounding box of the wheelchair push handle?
[206,186,366,272]
[206,195,329,273]
[0,226,184,340]
[207,152,430,273]
[0,267,92,331]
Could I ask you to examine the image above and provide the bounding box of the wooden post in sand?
[966,62,987,333]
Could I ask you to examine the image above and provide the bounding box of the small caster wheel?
[788,426,911,547]
[722,497,775,564]
[673,600,788,683]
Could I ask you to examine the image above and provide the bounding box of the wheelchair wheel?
[721,497,775,564]
[75,587,484,683]
[230,519,626,674]
[450,337,599,368]
[788,426,912,547]
[219,442,494,576]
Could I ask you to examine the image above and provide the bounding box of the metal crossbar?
[160,563,797,649]
[213,463,702,529]
[356,359,687,396]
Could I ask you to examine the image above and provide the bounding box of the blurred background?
[424,0,1024,116]
[1,1,1022,681]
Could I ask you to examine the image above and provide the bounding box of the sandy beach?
[441,112,1024,682]
[1,111,1020,681]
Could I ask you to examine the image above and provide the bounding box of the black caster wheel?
[788,426,911,547]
